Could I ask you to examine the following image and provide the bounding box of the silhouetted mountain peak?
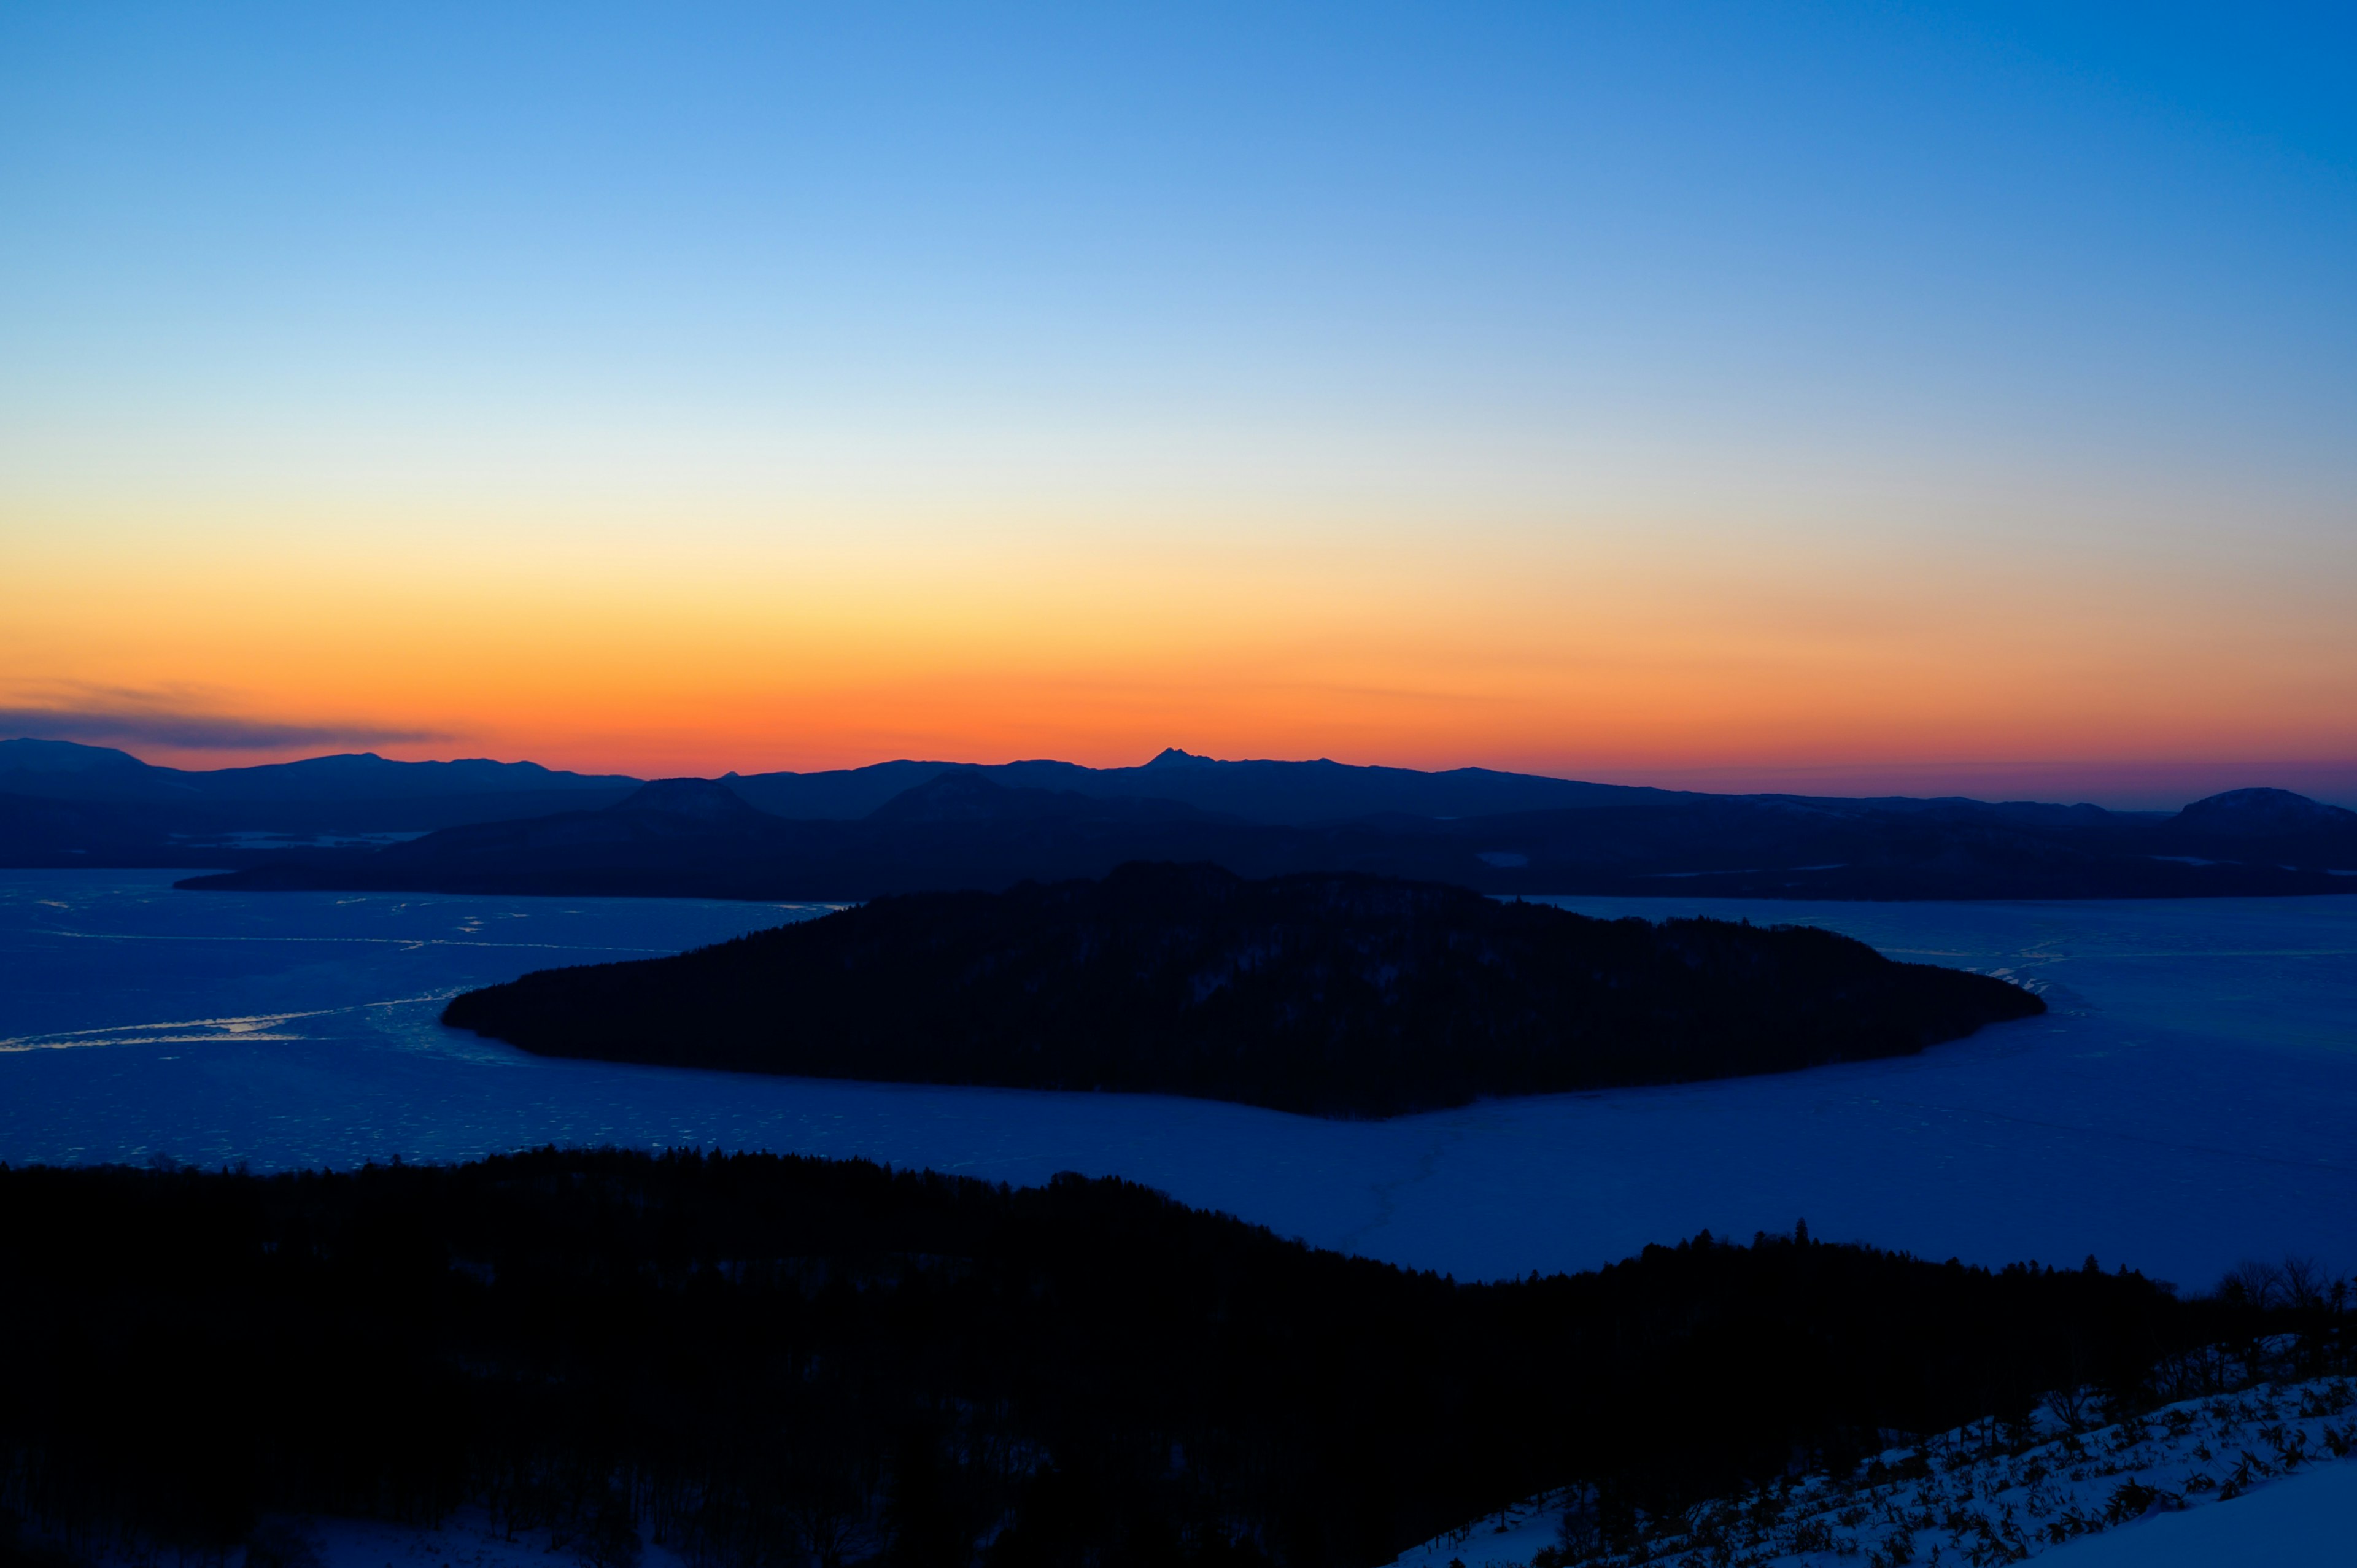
[610,778,764,823]
[1144,747,1218,768]
[2171,788,2356,838]
[867,771,1031,821]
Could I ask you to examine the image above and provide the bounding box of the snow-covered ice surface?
[1388,1369,2357,1567]
[4,873,2355,1288]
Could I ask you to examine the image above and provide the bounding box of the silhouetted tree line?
[0,1149,2328,1568]
[443,863,2043,1117]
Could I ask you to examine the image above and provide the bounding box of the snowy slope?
[241,1510,687,1568]
[2042,1453,2357,1563]
[53,1380,2357,1568]
[1388,1369,2356,1567]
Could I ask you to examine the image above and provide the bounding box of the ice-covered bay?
[2,872,2352,1289]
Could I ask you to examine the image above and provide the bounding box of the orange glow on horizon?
[6,481,2353,808]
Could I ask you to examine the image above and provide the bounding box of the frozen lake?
[4,871,2352,1290]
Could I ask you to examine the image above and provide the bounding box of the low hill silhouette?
[174,774,2357,901]
[0,737,638,855]
[441,861,2044,1116]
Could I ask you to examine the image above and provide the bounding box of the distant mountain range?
[6,736,2354,898]
[0,736,638,848]
[0,738,1654,828]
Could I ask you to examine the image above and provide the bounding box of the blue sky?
[8,4,2348,430]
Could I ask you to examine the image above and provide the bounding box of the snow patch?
[1387,1371,2357,1567]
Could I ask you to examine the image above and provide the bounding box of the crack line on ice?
[0,992,462,1052]
[1334,1120,1482,1257]
[26,927,684,953]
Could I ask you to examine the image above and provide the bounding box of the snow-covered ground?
[2041,1454,2357,1564]
[1388,1369,2357,1567]
[4,875,2355,1289]
[1390,1491,1574,1566]
[276,1510,681,1568]
[52,1386,2354,1568]
[77,1508,699,1568]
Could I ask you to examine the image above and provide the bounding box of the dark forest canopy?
[0,1148,2310,1568]
[442,862,2043,1118]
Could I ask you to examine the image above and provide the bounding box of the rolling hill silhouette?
[177,771,2357,902]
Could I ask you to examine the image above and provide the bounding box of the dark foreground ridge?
[5,1149,2326,1568]
[442,862,2042,1117]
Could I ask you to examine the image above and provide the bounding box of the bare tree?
[2221,1259,2285,1308]
[2278,1256,2329,1311]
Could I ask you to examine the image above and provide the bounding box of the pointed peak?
[867,770,1012,821]
[1145,747,1217,768]
[610,777,762,822]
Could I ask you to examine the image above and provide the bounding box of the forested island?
[5,1148,2316,1568]
[442,862,2043,1117]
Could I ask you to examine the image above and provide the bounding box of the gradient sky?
[3,2,2353,804]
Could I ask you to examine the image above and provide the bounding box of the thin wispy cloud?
[0,686,441,752]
